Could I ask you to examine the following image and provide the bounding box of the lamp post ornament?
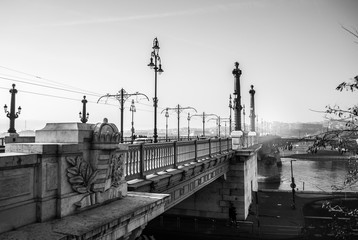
[79,96,89,123]
[148,37,164,143]
[4,84,21,134]
[232,62,242,131]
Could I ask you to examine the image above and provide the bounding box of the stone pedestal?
[35,122,93,143]
[231,130,244,150]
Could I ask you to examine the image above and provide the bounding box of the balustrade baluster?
[219,138,222,154]
[209,139,212,157]
[140,143,145,178]
[174,141,178,168]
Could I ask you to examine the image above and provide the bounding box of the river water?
[258,157,358,193]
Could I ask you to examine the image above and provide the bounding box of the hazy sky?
[0,0,357,134]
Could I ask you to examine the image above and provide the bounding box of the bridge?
[0,120,260,240]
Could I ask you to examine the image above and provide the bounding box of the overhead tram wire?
[0,72,101,96]
[0,74,166,111]
[0,66,181,115]
[0,86,115,106]
[0,76,102,98]
[0,86,155,114]
[0,65,101,96]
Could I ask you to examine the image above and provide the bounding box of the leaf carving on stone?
[66,156,98,194]
[109,153,125,188]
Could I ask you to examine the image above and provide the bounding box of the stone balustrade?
[125,138,232,181]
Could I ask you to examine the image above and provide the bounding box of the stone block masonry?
[165,144,260,221]
[0,121,169,240]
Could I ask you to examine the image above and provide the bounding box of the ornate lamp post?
[290,159,297,209]
[79,96,89,123]
[187,113,191,140]
[148,37,164,143]
[243,104,246,132]
[229,95,233,133]
[129,99,136,144]
[4,84,21,134]
[164,108,169,141]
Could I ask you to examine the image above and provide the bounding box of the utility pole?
[162,105,197,141]
[191,112,219,137]
[207,114,221,137]
[221,118,230,137]
[97,88,149,143]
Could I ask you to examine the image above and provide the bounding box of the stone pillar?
[231,62,244,148]
[249,85,256,132]
[232,62,242,131]
[223,147,259,220]
[248,85,257,146]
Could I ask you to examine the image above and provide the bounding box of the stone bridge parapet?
[0,121,169,240]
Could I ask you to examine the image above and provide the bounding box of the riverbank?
[281,149,357,161]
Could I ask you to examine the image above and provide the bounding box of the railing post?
[194,140,197,161]
[174,141,178,168]
[227,138,230,151]
[209,138,212,157]
[140,143,145,179]
[219,138,222,154]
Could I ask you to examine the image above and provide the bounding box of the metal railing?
[125,138,232,180]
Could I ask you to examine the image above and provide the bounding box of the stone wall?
[0,121,169,239]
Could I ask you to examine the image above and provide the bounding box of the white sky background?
[0,0,357,134]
